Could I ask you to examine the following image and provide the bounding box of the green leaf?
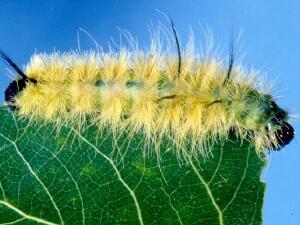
[0,107,265,225]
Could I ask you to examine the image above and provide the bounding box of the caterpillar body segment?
[1,47,295,156]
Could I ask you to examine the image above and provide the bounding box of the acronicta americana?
[1,25,295,158]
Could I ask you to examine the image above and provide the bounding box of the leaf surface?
[0,107,265,225]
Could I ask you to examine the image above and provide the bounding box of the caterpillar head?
[267,100,295,150]
[238,90,295,151]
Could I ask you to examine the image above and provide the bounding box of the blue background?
[0,1,299,224]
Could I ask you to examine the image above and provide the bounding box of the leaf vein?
[222,146,251,212]
[160,187,184,225]
[188,156,224,225]
[42,145,85,225]
[0,134,65,225]
[72,128,145,225]
[0,217,26,225]
[0,200,59,225]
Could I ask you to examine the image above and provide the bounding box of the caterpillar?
[0,30,295,157]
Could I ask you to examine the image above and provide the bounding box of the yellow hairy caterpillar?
[1,27,295,157]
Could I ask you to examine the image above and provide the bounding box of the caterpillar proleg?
[1,29,295,157]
